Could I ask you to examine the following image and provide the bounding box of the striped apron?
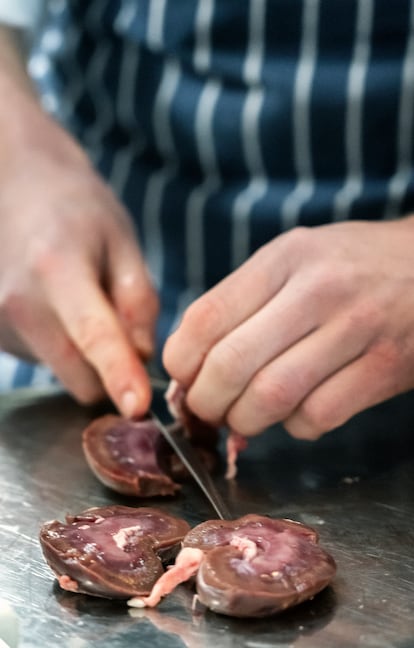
[2,0,414,389]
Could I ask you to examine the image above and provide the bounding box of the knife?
[150,388,232,521]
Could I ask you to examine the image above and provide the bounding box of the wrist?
[0,25,36,96]
[0,77,89,180]
[0,25,43,164]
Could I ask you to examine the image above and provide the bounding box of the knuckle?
[181,294,226,341]
[279,226,312,256]
[27,236,62,278]
[75,314,114,359]
[122,300,159,332]
[347,299,384,334]
[119,279,160,322]
[164,294,227,384]
[369,337,401,373]
[310,265,342,297]
[208,338,247,386]
[249,371,297,420]
[302,262,352,306]
[299,395,338,437]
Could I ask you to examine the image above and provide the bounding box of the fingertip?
[161,332,176,370]
[119,383,152,418]
[118,362,152,418]
[119,390,139,418]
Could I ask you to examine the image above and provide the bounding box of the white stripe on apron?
[194,0,214,72]
[385,0,414,219]
[110,40,146,198]
[82,1,115,167]
[333,0,374,221]
[169,4,220,334]
[231,0,267,270]
[141,59,181,288]
[114,0,138,34]
[147,0,167,51]
[280,0,320,231]
[185,78,222,293]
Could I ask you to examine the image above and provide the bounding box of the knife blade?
[150,388,232,520]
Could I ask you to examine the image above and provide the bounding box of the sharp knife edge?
[149,409,232,521]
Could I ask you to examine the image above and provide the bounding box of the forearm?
[0,23,91,180]
[0,25,34,90]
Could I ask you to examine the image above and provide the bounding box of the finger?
[0,289,44,361]
[163,239,291,385]
[0,325,37,362]
[3,297,105,402]
[185,281,318,423]
[45,262,152,418]
[283,339,409,440]
[107,234,159,360]
[225,309,377,436]
[23,327,105,403]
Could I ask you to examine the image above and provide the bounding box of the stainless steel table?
[0,387,413,647]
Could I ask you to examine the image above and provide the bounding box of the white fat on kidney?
[112,525,143,549]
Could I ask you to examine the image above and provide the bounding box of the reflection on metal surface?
[0,599,19,648]
[0,389,414,646]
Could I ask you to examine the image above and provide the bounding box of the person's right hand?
[0,100,159,418]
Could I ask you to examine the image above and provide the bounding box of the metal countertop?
[0,388,413,648]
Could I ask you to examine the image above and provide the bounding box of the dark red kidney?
[82,414,219,497]
[39,505,190,598]
[183,515,336,617]
[82,415,180,496]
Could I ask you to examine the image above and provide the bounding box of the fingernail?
[121,390,139,418]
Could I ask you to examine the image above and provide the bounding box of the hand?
[0,109,158,417]
[163,219,414,439]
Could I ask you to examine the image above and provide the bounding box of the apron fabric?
[3,0,414,389]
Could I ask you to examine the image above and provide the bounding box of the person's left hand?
[163,218,414,440]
